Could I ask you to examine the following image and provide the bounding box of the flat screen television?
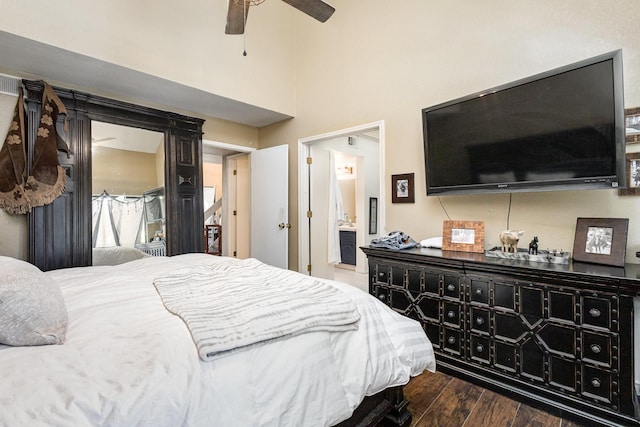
[422,50,625,196]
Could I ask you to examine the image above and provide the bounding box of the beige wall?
[203,162,223,196]
[92,146,160,196]
[258,0,640,268]
[0,94,26,259]
[0,0,297,117]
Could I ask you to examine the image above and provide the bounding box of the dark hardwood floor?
[403,371,586,427]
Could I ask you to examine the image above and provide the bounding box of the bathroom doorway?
[298,121,385,280]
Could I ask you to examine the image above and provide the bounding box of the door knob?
[279,223,291,229]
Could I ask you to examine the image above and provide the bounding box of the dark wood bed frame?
[336,386,411,427]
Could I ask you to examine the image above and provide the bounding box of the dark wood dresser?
[362,246,640,426]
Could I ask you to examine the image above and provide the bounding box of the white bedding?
[0,254,435,427]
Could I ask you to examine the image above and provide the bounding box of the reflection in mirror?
[91,121,165,265]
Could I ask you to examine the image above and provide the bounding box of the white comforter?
[0,254,435,427]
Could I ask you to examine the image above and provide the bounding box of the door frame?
[203,140,255,257]
[297,120,385,274]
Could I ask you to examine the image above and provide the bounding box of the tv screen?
[422,50,625,196]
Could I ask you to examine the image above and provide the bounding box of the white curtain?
[327,150,345,264]
[92,193,144,248]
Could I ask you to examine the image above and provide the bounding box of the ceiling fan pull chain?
[243,0,248,56]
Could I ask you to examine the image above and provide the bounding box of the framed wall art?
[618,152,640,196]
[572,217,628,267]
[626,107,640,144]
[368,197,378,234]
[391,173,415,203]
[442,220,485,253]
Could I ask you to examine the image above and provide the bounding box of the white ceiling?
[0,31,292,128]
[92,121,163,154]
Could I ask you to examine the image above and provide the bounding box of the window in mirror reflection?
[91,121,166,265]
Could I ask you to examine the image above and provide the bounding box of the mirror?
[91,121,165,264]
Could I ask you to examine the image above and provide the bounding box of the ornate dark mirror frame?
[23,80,205,271]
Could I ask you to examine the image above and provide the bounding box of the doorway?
[298,121,385,279]
[202,140,254,258]
[202,141,289,268]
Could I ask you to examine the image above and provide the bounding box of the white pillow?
[0,256,68,346]
[92,246,150,266]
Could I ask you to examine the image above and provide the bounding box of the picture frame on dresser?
[572,217,628,267]
[441,220,485,253]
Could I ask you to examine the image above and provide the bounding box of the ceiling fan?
[225,0,335,35]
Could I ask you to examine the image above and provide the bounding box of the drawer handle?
[591,378,601,388]
[590,344,602,354]
[378,272,385,278]
[447,336,456,344]
[589,308,601,318]
[475,288,483,295]
[378,294,386,302]
[476,317,484,325]
[476,344,484,352]
[447,284,456,292]
[447,310,456,319]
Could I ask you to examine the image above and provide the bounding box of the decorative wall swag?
[0,81,70,214]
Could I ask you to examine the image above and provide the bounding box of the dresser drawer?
[443,274,463,300]
[581,295,614,331]
[443,301,463,327]
[581,331,612,367]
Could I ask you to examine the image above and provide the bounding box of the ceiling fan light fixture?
[225,0,335,37]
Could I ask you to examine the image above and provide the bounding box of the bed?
[0,253,435,426]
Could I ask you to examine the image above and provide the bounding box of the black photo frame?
[572,217,628,267]
[391,173,414,203]
[369,197,378,234]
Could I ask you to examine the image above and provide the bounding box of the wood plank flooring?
[403,371,586,427]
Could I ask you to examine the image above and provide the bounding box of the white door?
[250,145,289,269]
[308,146,334,280]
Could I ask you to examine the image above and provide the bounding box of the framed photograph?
[572,217,628,267]
[442,220,485,253]
[205,224,222,256]
[391,173,415,203]
[618,152,640,196]
[368,197,378,234]
[626,107,640,144]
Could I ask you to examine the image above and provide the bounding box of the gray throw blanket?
[370,231,419,250]
[153,258,361,361]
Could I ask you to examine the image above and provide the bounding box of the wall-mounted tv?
[422,50,625,196]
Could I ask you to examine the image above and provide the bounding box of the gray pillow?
[0,256,68,346]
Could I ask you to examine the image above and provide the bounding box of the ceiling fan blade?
[281,0,335,22]
[225,0,249,35]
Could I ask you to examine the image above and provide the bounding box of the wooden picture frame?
[572,217,628,267]
[618,152,640,196]
[368,197,378,234]
[205,224,222,256]
[442,220,485,253]
[391,173,415,203]
[626,107,640,144]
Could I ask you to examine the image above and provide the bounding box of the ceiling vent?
[0,74,20,97]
